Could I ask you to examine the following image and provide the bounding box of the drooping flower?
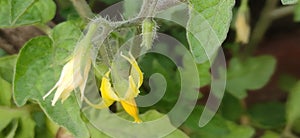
[85,53,143,123]
[43,49,92,106]
[43,23,98,106]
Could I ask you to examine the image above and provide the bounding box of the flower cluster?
[86,53,143,123]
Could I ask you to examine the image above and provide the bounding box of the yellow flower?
[43,49,91,106]
[85,53,143,123]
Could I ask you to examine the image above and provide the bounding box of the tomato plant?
[0,0,300,137]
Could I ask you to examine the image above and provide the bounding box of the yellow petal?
[100,71,120,101]
[45,58,75,106]
[125,75,139,98]
[120,99,142,123]
[84,71,119,109]
[120,53,143,88]
[60,88,72,103]
[79,58,92,101]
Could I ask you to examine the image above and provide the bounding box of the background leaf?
[123,0,142,18]
[116,110,189,138]
[281,0,298,5]
[0,77,12,106]
[33,111,57,138]
[0,107,35,138]
[286,81,300,125]
[226,55,276,99]
[187,0,235,63]
[183,106,254,138]
[294,2,300,22]
[278,74,298,92]
[197,61,211,87]
[13,22,89,138]
[0,55,17,107]
[0,55,17,82]
[261,131,280,138]
[249,102,286,129]
[87,123,110,138]
[0,0,56,27]
[219,93,243,122]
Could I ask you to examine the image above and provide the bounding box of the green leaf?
[197,61,211,87]
[0,77,12,106]
[56,0,80,20]
[87,123,110,138]
[279,74,298,92]
[0,0,56,27]
[0,55,17,82]
[281,0,298,5]
[249,102,286,129]
[139,53,181,111]
[13,22,89,138]
[5,120,18,138]
[286,81,300,125]
[123,0,142,18]
[0,49,6,57]
[292,118,300,134]
[33,111,57,138]
[0,106,35,138]
[85,109,189,137]
[183,106,254,138]
[220,93,243,122]
[224,121,254,138]
[0,107,23,132]
[15,115,36,138]
[116,110,189,138]
[226,55,276,99]
[187,0,235,63]
[294,2,300,22]
[100,0,122,5]
[261,131,280,138]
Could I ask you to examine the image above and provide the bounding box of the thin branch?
[138,0,159,17]
[114,0,184,29]
[270,6,295,20]
[156,0,183,12]
[70,0,94,20]
[244,0,278,56]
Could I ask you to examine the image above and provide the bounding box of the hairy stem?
[138,0,159,17]
[115,0,184,29]
[156,0,185,12]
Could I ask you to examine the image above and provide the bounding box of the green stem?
[244,0,278,56]
[270,6,295,20]
[75,22,99,54]
[138,0,159,17]
[241,0,248,9]
[70,0,94,20]
[240,99,250,125]
[156,0,186,12]
[282,123,297,138]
